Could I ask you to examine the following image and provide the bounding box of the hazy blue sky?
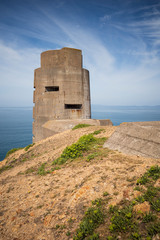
[0,0,160,106]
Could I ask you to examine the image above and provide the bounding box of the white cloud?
[100,14,111,24]
[0,41,42,106]
[42,14,160,105]
[0,2,160,106]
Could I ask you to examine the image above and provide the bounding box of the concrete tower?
[33,47,91,142]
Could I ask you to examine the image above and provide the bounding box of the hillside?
[0,125,159,240]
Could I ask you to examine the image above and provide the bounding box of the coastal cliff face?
[0,126,160,240]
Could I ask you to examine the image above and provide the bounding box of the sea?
[0,105,160,162]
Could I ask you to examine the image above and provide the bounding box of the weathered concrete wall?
[103,121,160,159]
[33,47,91,142]
[42,119,113,136]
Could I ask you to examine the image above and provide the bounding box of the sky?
[0,0,160,107]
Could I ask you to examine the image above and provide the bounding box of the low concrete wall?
[103,121,160,159]
[40,119,113,139]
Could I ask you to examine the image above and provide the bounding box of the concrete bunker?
[33,47,91,142]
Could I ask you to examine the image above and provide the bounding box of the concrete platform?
[103,121,160,159]
[38,119,113,141]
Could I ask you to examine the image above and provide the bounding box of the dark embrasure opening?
[65,104,82,109]
[45,86,59,92]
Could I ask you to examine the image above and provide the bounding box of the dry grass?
[0,126,159,240]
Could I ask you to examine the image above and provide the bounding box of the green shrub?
[66,231,71,236]
[150,199,160,212]
[93,129,105,135]
[141,185,160,212]
[107,236,114,240]
[109,205,119,214]
[87,153,97,162]
[134,186,144,192]
[0,165,13,174]
[137,165,160,185]
[73,165,160,239]
[72,124,92,130]
[37,163,46,176]
[92,198,102,207]
[25,167,36,174]
[51,166,61,171]
[147,165,160,180]
[103,192,109,197]
[137,175,150,185]
[88,233,99,240]
[147,221,160,236]
[130,232,141,239]
[25,143,35,151]
[73,207,104,240]
[21,157,28,162]
[136,195,145,203]
[5,148,23,158]
[109,206,134,232]
[52,134,96,165]
[78,134,97,146]
[144,186,158,201]
[142,212,157,223]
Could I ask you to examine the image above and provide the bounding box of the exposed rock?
[133,190,142,198]
[154,179,160,188]
[133,201,150,214]
[152,234,160,240]
[123,188,131,199]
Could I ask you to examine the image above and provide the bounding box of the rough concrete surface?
[104,121,160,159]
[33,47,91,142]
[42,119,113,136]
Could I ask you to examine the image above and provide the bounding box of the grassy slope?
[0,125,159,240]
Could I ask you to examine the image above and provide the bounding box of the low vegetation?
[86,153,98,162]
[52,133,107,165]
[72,124,92,130]
[1,129,107,176]
[73,165,160,240]
[25,167,36,174]
[74,203,104,240]
[1,126,160,240]
[5,142,35,159]
[5,147,23,158]
[37,163,48,176]
[24,143,35,151]
[92,129,105,135]
[0,143,35,174]
[0,165,13,174]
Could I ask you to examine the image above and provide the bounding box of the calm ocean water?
[0,106,160,161]
[0,108,33,162]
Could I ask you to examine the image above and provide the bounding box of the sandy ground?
[0,126,159,240]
